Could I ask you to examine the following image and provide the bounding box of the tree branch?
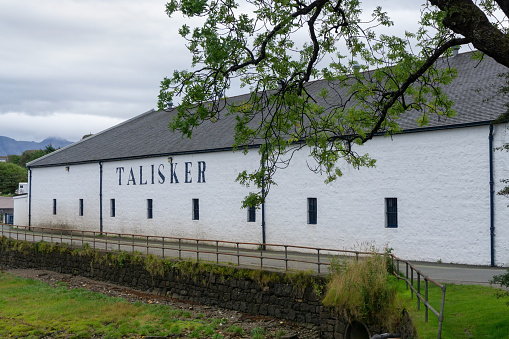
[430,0,509,68]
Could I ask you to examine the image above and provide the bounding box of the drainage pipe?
[489,124,495,267]
[99,161,103,233]
[28,168,32,228]
[261,175,266,248]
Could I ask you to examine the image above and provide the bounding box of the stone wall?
[0,239,415,338]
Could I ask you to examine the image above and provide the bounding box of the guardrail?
[390,254,446,339]
[0,224,376,273]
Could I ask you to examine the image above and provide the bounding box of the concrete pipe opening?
[345,321,370,339]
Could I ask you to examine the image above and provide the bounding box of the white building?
[26,53,509,266]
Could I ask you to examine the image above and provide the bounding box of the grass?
[322,252,509,338]
[397,279,509,338]
[0,271,232,338]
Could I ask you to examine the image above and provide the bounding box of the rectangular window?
[79,199,84,216]
[308,198,317,224]
[147,199,153,219]
[110,199,116,217]
[385,198,398,228]
[247,206,256,222]
[192,199,199,220]
[53,199,57,215]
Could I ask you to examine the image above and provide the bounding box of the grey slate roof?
[28,51,508,168]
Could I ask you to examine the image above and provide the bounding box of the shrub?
[491,268,509,304]
[322,253,399,329]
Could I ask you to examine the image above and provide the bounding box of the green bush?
[322,253,399,329]
[491,268,509,303]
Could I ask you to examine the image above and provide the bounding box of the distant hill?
[0,136,73,156]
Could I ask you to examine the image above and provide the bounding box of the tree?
[6,154,21,165]
[0,162,28,195]
[17,144,57,168]
[159,0,509,206]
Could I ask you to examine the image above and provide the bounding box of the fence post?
[411,268,414,299]
[437,285,446,339]
[406,262,409,289]
[196,239,199,262]
[178,238,182,259]
[146,236,149,255]
[162,237,165,259]
[236,242,240,266]
[216,240,219,264]
[317,248,321,274]
[284,245,288,271]
[417,272,421,310]
[260,243,263,269]
[425,279,429,322]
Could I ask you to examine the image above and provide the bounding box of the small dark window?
[192,199,199,220]
[147,199,153,219]
[79,199,84,216]
[248,206,256,222]
[110,199,116,217]
[308,198,317,224]
[53,199,57,215]
[385,198,398,228]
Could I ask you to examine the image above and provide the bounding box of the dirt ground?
[4,268,320,338]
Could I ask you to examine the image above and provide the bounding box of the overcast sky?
[0,1,421,142]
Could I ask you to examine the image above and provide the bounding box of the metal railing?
[1,223,446,338]
[390,254,446,339]
[0,224,376,273]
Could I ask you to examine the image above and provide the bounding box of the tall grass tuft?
[322,253,399,330]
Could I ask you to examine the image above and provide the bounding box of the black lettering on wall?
[158,164,165,184]
[198,161,206,183]
[185,162,192,183]
[116,167,125,185]
[127,168,136,185]
[139,166,148,185]
[115,161,207,185]
[171,163,179,183]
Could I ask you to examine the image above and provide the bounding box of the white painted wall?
[28,124,509,266]
[266,125,503,266]
[30,163,100,232]
[13,195,28,226]
[493,124,509,266]
[101,152,261,242]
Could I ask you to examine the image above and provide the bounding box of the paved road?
[410,261,507,286]
[1,224,507,286]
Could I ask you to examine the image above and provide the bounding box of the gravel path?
[4,269,320,338]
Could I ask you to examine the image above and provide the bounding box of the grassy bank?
[0,272,290,338]
[397,280,509,338]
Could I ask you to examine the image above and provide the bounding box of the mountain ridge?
[0,136,74,156]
